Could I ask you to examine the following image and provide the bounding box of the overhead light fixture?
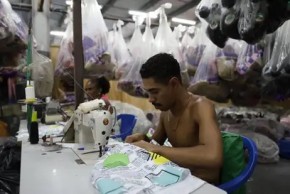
[171,17,196,26]
[65,0,72,6]
[65,0,102,8]
[128,10,158,19]
[50,31,65,37]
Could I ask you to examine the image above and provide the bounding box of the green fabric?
[103,153,129,168]
[221,132,246,194]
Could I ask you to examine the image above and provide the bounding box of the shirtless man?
[125,53,223,184]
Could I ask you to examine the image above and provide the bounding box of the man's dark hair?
[95,76,110,95]
[140,53,182,84]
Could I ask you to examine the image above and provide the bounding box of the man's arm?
[125,112,167,144]
[151,99,223,169]
[150,112,167,145]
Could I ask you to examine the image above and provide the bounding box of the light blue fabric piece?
[147,166,183,187]
[96,178,124,194]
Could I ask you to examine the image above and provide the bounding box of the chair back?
[219,135,258,194]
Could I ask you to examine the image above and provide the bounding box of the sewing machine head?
[74,99,116,153]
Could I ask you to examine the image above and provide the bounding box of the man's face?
[142,78,175,111]
[85,81,99,100]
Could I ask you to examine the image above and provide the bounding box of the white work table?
[20,142,97,194]
[19,120,227,194]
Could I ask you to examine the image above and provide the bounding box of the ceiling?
[10,0,200,45]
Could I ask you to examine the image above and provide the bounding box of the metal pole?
[73,0,84,109]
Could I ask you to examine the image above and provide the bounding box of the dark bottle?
[30,111,39,144]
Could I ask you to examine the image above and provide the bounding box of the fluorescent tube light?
[50,31,65,37]
[128,10,157,19]
[171,17,196,26]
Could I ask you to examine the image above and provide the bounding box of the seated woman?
[85,76,110,101]
[84,76,111,109]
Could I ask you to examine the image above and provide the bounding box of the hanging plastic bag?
[155,7,189,86]
[110,21,132,79]
[10,11,28,45]
[30,48,54,98]
[0,0,16,41]
[55,18,74,84]
[236,41,263,75]
[181,29,192,53]
[191,41,219,84]
[187,22,231,103]
[216,39,240,81]
[238,0,268,43]
[263,21,290,76]
[142,16,157,60]
[261,33,275,68]
[173,24,187,47]
[0,0,26,52]
[118,17,148,97]
[188,33,230,102]
[113,21,131,68]
[185,24,208,76]
[82,0,113,75]
[56,1,115,80]
[127,16,144,58]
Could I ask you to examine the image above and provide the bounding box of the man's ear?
[169,77,179,87]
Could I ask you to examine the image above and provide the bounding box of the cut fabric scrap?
[146,165,189,187]
[95,178,124,194]
[103,153,129,168]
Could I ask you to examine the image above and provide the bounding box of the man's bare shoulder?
[190,94,214,106]
[189,94,215,114]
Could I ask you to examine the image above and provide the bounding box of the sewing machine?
[74,99,116,155]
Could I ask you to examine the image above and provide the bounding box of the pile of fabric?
[217,106,290,163]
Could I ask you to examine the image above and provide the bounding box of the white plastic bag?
[236,41,263,75]
[185,24,209,76]
[216,39,240,81]
[118,17,148,97]
[127,17,144,58]
[0,0,27,47]
[31,48,54,98]
[263,21,290,75]
[82,0,109,72]
[111,21,132,73]
[55,19,74,77]
[181,29,192,53]
[56,2,115,80]
[0,0,14,42]
[111,100,152,134]
[155,8,187,72]
[142,16,157,60]
[191,40,219,84]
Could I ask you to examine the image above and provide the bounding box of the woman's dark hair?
[140,53,182,84]
[96,76,110,95]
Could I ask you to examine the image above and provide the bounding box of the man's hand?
[125,133,146,143]
[132,140,157,152]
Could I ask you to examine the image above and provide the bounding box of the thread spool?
[78,99,106,113]
[25,80,36,102]
[25,86,35,101]
[30,110,39,144]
